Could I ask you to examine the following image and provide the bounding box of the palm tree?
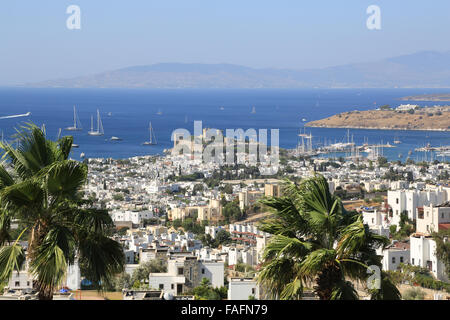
[0,123,124,300]
[257,174,401,300]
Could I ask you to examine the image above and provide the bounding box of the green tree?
[215,230,231,246]
[378,157,389,167]
[131,259,167,286]
[114,272,131,291]
[0,124,124,300]
[223,184,233,194]
[223,201,243,223]
[257,175,400,300]
[192,278,221,300]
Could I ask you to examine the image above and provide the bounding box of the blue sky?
[0,0,449,84]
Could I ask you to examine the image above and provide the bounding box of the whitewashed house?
[227,278,259,300]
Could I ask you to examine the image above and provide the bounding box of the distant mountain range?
[23,51,450,89]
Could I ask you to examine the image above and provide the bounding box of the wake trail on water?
[0,112,31,120]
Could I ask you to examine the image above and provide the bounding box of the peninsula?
[400,93,450,101]
[305,106,450,131]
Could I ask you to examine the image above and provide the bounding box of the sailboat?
[65,106,83,131]
[88,109,104,136]
[142,122,157,145]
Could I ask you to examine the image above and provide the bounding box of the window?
[392,257,396,264]
[396,198,399,204]
[252,288,255,295]
[15,281,20,287]
[189,267,192,281]
[202,268,205,274]
[27,281,30,287]
[400,257,404,263]
[371,218,374,224]
[412,258,415,265]
[171,284,174,290]
[159,284,164,290]
[178,267,184,275]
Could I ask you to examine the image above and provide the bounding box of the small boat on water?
[251,106,256,114]
[156,108,163,115]
[110,136,122,141]
[80,152,85,158]
[220,106,225,110]
[72,144,79,148]
[142,122,157,146]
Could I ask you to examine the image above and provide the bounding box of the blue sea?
[0,87,449,162]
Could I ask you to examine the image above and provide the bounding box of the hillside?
[22,51,450,89]
[305,107,450,131]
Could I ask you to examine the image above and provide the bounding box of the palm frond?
[298,248,337,280]
[330,280,359,300]
[279,277,303,300]
[37,160,87,199]
[262,234,312,261]
[29,241,68,293]
[0,237,26,283]
[78,233,125,290]
[74,208,115,234]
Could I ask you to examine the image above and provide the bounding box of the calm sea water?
[0,87,449,162]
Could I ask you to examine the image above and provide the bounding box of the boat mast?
[73,106,76,128]
[99,110,104,134]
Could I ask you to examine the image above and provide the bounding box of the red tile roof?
[438,223,450,230]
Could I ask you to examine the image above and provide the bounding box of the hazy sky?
[1,0,449,85]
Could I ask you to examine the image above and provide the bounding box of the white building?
[110,210,154,225]
[396,104,419,111]
[227,278,259,300]
[387,188,447,224]
[65,262,81,290]
[410,234,448,282]
[409,201,450,282]
[205,225,225,239]
[7,271,33,291]
[416,203,450,235]
[382,246,410,271]
[149,256,224,295]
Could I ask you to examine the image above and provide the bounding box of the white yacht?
[65,106,83,131]
[88,109,104,136]
[142,122,157,145]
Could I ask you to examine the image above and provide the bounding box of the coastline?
[305,125,450,132]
